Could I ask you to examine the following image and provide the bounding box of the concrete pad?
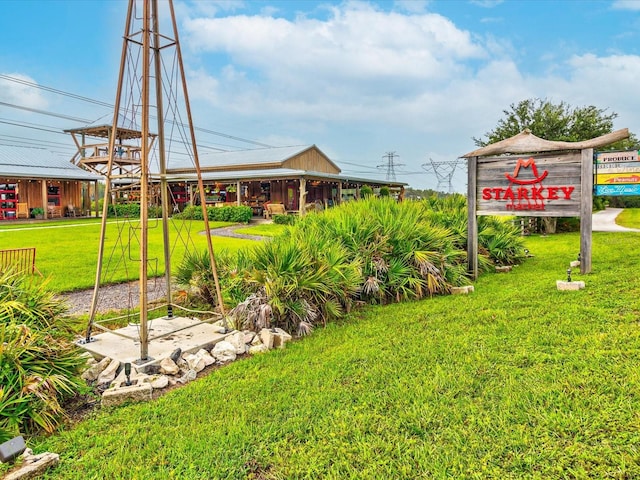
[77,316,229,368]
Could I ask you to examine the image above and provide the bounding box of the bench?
[0,248,42,276]
[264,203,287,219]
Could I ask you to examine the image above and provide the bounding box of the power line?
[0,73,275,148]
[421,158,460,193]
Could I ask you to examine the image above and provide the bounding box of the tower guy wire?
[377,151,404,182]
[421,158,460,193]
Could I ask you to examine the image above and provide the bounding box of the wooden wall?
[12,179,84,212]
[283,149,340,174]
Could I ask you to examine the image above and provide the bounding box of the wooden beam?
[467,156,478,279]
[580,148,593,274]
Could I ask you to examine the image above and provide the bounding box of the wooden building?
[166,145,405,215]
[0,146,100,220]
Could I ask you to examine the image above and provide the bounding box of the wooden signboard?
[476,152,582,217]
[594,150,640,197]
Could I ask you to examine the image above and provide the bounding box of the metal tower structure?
[378,151,404,182]
[421,158,460,193]
[82,0,223,363]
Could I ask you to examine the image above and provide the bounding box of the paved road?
[592,208,640,232]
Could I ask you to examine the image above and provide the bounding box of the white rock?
[81,356,111,382]
[214,326,227,334]
[176,369,197,384]
[249,344,269,354]
[212,341,237,363]
[150,375,169,389]
[159,357,180,375]
[243,331,256,344]
[226,331,248,354]
[250,334,263,346]
[272,328,292,349]
[259,328,274,349]
[184,353,206,373]
[97,358,121,385]
[196,349,215,366]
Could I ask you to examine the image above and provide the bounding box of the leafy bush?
[273,214,296,225]
[360,185,373,197]
[107,203,163,218]
[0,269,85,441]
[379,186,390,197]
[175,205,252,223]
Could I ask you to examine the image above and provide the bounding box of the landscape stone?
[570,260,581,268]
[169,348,182,363]
[212,341,237,362]
[226,331,248,354]
[97,358,121,385]
[272,328,292,349]
[81,356,111,382]
[149,375,169,389]
[184,353,206,373]
[451,286,474,295]
[102,383,152,407]
[243,331,256,344]
[249,344,269,354]
[195,349,215,366]
[259,328,275,349]
[556,280,585,291]
[176,369,197,384]
[495,265,512,273]
[4,452,60,480]
[110,365,148,388]
[250,334,263,346]
[159,357,180,375]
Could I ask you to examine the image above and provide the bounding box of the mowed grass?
[616,207,640,229]
[0,218,256,292]
[29,230,640,479]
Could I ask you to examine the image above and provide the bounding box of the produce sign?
[477,152,581,216]
[594,150,640,196]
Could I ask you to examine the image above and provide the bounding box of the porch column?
[299,177,307,215]
[236,181,241,206]
[41,181,48,219]
[337,182,343,205]
[355,184,361,200]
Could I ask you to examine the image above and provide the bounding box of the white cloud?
[612,0,640,11]
[0,73,48,110]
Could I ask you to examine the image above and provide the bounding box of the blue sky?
[1,0,639,191]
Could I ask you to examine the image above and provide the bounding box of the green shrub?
[273,214,296,225]
[360,185,373,198]
[106,203,163,218]
[0,269,85,441]
[174,205,252,223]
[379,186,390,197]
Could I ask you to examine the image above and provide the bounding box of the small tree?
[379,186,390,197]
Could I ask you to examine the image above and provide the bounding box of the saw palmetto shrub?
[0,269,85,442]
[421,194,526,268]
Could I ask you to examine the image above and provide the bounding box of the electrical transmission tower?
[378,151,404,182]
[421,158,460,193]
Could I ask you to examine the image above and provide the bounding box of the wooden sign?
[476,152,582,217]
[596,173,640,185]
[595,184,640,196]
[596,150,638,164]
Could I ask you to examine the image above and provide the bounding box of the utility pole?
[378,151,404,182]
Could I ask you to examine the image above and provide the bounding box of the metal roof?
[167,167,406,187]
[168,145,324,171]
[0,146,101,181]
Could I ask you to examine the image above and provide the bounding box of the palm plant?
[0,269,85,441]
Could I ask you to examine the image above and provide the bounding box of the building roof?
[166,167,406,187]
[167,144,341,173]
[0,146,100,181]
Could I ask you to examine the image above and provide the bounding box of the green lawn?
[616,208,640,229]
[23,229,640,479]
[0,218,257,292]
